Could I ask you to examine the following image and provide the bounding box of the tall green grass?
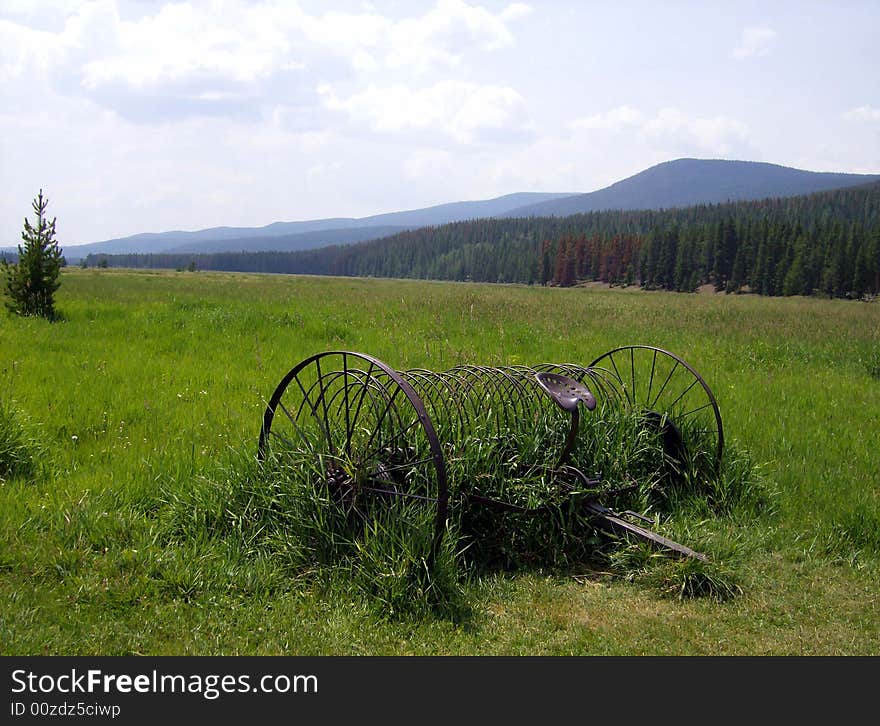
[0,398,48,483]
[1,268,878,654]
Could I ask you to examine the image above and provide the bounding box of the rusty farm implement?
[257,346,723,569]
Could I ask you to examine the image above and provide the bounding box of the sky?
[1,0,879,245]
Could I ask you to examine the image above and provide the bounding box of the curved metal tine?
[506,363,540,382]
[314,356,334,451]
[400,371,449,432]
[433,369,471,440]
[467,366,503,431]
[270,395,319,456]
[495,366,534,426]
[535,362,591,382]
[444,365,490,437]
[444,366,480,438]
[503,365,543,422]
[500,366,534,430]
[513,365,564,441]
[350,377,436,501]
[402,370,465,443]
[292,367,348,452]
[321,365,388,458]
[359,371,411,463]
[327,358,377,451]
[478,366,523,433]
[569,364,624,409]
[455,365,505,437]
[302,364,392,457]
[589,372,622,410]
[492,366,540,431]
[471,366,516,432]
[426,370,467,441]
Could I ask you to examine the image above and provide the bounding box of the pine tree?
[3,190,63,320]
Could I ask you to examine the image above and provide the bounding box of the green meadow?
[1,268,878,654]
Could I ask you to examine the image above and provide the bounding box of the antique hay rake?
[257,346,723,567]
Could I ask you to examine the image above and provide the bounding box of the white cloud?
[642,108,749,155]
[569,106,750,156]
[731,26,777,60]
[569,106,643,131]
[0,0,532,122]
[384,0,532,72]
[843,106,880,123]
[322,80,534,145]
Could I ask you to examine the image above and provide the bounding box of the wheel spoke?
[667,376,700,411]
[589,346,723,473]
[678,401,714,419]
[608,354,630,404]
[649,359,680,409]
[630,346,636,406]
[646,348,658,407]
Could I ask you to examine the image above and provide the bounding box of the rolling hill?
[502,159,880,217]
[56,192,576,259]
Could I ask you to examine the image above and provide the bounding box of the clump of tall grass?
[159,447,466,619]
[816,501,880,566]
[447,407,762,570]
[601,536,743,602]
[159,402,767,613]
[447,408,669,572]
[445,406,766,600]
[658,431,776,522]
[863,348,880,380]
[0,399,48,484]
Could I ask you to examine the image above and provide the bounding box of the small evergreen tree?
[2,190,63,320]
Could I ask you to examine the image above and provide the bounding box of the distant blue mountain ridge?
[5,158,879,260]
[49,192,576,259]
[502,158,880,217]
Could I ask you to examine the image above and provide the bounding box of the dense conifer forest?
[88,181,880,299]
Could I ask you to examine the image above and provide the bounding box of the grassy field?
[1,267,878,655]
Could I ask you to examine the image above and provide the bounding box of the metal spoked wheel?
[587,345,724,472]
[258,351,448,562]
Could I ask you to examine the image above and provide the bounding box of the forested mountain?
[42,158,880,261]
[503,159,880,217]
[92,181,880,300]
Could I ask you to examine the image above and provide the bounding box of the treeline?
[89,181,880,298]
